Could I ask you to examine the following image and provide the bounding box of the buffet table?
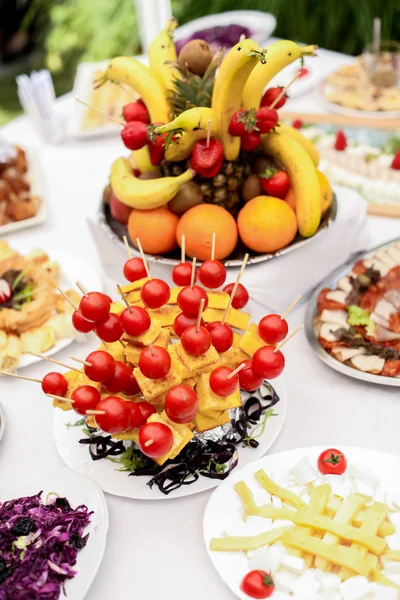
[0,43,399,600]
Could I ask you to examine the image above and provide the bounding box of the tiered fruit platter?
[96,20,335,265]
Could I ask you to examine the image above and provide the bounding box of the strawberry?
[121,121,148,150]
[255,107,279,134]
[260,168,290,199]
[190,139,224,172]
[0,279,12,304]
[261,86,287,109]
[292,119,303,129]
[241,130,261,151]
[147,122,168,147]
[334,130,347,151]
[391,150,400,170]
[123,100,150,124]
[148,142,164,166]
[228,109,258,137]
[193,153,224,178]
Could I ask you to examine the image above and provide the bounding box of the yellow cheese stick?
[210,526,294,552]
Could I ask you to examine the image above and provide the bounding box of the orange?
[317,170,333,213]
[237,196,297,253]
[284,187,296,213]
[128,206,179,255]
[176,204,238,260]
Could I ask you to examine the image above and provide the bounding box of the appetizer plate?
[319,79,400,119]
[12,246,103,370]
[203,445,400,600]
[0,402,5,444]
[53,377,287,500]
[305,237,400,387]
[271,64,321,99]
[0,466,108,600]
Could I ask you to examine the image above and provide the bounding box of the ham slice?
[364,258,390,276]
[385,290,400,310]
[331,346,367,362]
[319,323,344,342]
[326,290,348,305]
[387,246,400,265]
[337,276,353,293]
[320,309,349,327]
[375,326,400,342]
[371,312,390,328]
[375,250,397,269]
[374,298,396,320]
[350,354,385,374]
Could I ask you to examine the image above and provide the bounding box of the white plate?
[0,466,108,600]
[53,377,287,500]
[319,79,400,119]
[0,402,5,443]
[203,445,400,600]
[271,64,321,98]
[0,147,47,235]
[3,243,103,371]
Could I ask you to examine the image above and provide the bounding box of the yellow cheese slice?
[195,410,230,433]
[147,411,194,465]
[219,346,250,368]
[98,340,125,362]
[133,365,182,402]
[240,323,271,357]
[119,277,149,295]
[203,307,250,331]
[197,372,241,412]
[175,341,219,371]
[123,319,161,347]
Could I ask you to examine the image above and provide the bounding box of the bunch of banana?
[211,39,267,161]
[278,123,320,167]
[147,18,180,93]
[263,132,321,237]
[110,158,194,209]
[129,147,160,173]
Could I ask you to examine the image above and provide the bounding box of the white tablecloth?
[1,44,400,600]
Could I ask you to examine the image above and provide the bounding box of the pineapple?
[168,55,220,116]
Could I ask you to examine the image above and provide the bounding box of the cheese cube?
[125,328,170,366]
[126,290,141,304]
[133,366,182,402]
[99,340,126,362]
[120,277,149,294]
[232,331,243,348]
[240,323,270,357]
[269,542,287,559]
[347,464,380,489]
[219,346,250,368]
[251,487,272,506]
[175,341,219,372]
[147,305,180,327]
[281,554,306,575]
[371,583,399,599]
[197,372,242,412]
[194,410,230,433]
[147,411,193,465]
[290,571,320,596]
[274,570,298,594]
[340,576,373,600]
[203,307,251,331]
[110,301,125,315]
[291,457,318,486]
[315,570,341,594]
[248,547,282,574]
[383,561,400,575]
[124,319,161,346]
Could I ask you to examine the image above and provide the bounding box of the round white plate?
[319,79,400,119]
[271,64,321,98]
[203,445,400,600]
[0,466,108,600]
[0,402,5,444]
[6,246,103,370]
[53,377,287,500]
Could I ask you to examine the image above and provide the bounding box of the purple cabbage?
[175,24,252,53]
[0,492,92,599]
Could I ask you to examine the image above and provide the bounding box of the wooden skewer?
[119,339,127,348]
[181,235,185,263]
[0,371,41,383]
[117,284,132,313]
[211,232,216,261]
[190,257,197,288]
[76,281,89,298]
[148,342,155,355]
[46,393,74,403]
[281,295,302,320]
[226,362,246,379]
[86,409,106,415]
[239,33,246,41]
[274,325,304,352]
[367,203,400,219]
[57,287,78,311]
[76,98,125,127]
[24,352,83,374]
[123,235,132,259]
[144,439,154,447]
[135,238,151,279]
[206,118,212,148]
[70,356,92,367]
[196,298,205,332]
[269,72,301,109]
[222,253,249,324]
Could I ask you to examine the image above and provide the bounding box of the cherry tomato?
[136,401,156,425]
[103,361,132,393]
[165,385,198,423]
[223,283,249,309]
[298,67,309,78]
[241,570,275,599]
[120,306,151,337]
[79,292,111,322]
[123,101,150,124]
[173,313,205,338]
[258,314,288,345]
[206,321,233,353]
[84,350,116,382]
[123,372,141,396]
[139,346,171,379]
[138,422,174,458]
[177,285,208,317]
[172,262,196,287]
[71,385,101,415]
[238,360,264,392]
[128,402,143,429]
[41,372,68,397]
[318,449,347,475]
[94,396,132,434]
[198,260,227,289]
[141,279,170,309]
[72,310,95,333]
[252,346,285,380]
[123,257,147,282]
[181,325,211,357]
[209,365,239,396]
[95,313,124,343]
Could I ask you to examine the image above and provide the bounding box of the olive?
[169,181,203,215]
[242,174,263,203]
[178,40,213,76]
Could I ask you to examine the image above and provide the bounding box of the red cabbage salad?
[0,491,92,599]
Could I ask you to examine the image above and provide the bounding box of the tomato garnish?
[317,448,347,475]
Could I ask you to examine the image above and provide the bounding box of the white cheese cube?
[291,571,320,596]
[281,553,306,575]
[272,496,282,509]
[274,570,298,594]
[347,464,380,489]
[340,576,373,600]
[384,561,400,575]
[386,533,400,551]
[248,547,282,574]
[315,570,341,593]
[270,467,295,487]
[252,487,272,506]
[385,488,400,511]
[371,583,399,599]
[373,484,387,503]
[291,457,318,486]
[269,542,287,559]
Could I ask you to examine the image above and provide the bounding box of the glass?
[362,40,400,88]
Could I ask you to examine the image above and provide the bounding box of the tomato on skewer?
[123,372,141,396]
[95,313,124,343]
[141,279,170,309]
[79,292,111,322]
[135,401,156,426]
[252,346,285,380]
[71,385,101,416]
[172,262,196,287]
[238,360,264,392]
[165,385,198,424]
[103,361,132,393]
[177,285,208,317]
[139,346,171,379]
[41,372,68,397]
[94,396,131,434]
[123,257,147,282]
[138,422,174,458]
[84,350,116,382]
[72,311,95,333]
[206,321,233,353]
[223,283,249,309]
[120,306,151,337]
[258,314,288,345]
[174,313,205,338]
[181,325,211,357]
[209,365,239,397]
[198,260,226,289]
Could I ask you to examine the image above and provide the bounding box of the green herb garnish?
[66,418,86,428]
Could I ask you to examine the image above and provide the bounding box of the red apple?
[110,194,132,224]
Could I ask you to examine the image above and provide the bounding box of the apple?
[110,194,132,224]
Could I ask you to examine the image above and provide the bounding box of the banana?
[278,123,320,167]
[263,132,321,237]
[129,147,160,173]
[103,57,170,123]
[211,39,266,161]
[110,158,194,209]
[147,18,180,92]
[154,107,219,134]
[164,131,207,162]
[242,41,317,111]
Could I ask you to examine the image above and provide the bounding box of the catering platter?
[0,467,108,600]
[203,445,400,600]
[305,237,400,387]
